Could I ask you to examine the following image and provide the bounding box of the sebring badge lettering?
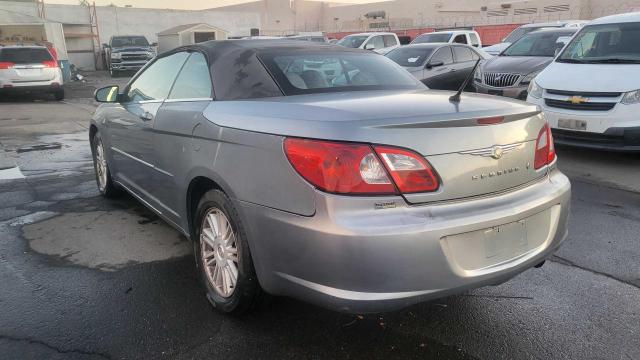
[471,166,521,180]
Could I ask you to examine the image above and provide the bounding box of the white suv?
[0,45,64,100]
[337,32,400,54]
[411,30,482,48]
[527,12,640,152]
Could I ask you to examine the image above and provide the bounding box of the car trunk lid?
[207,90,548,202]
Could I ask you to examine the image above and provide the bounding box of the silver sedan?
[90,40,570,314]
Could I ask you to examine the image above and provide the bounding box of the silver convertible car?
[90,41,570,314]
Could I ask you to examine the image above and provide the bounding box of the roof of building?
[0,9,53,25]
[157,23,228,36]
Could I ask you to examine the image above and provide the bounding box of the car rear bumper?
[0,82,62,93]
[237,169,571,313]
[475,82,528,100]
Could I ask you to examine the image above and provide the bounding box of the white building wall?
[0,1,261,42]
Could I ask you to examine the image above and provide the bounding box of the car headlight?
[110,52,121,60]
[528,80,544,99]
[520,70,540,85]
[621,89,640,105]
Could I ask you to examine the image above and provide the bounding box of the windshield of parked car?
[0,47,53,64]
[503,27,542,43]
[111,36,149,47]
[557,22,640,64]
[412,33,452,44]
[502,31,575,57]
[337,36,369,48]
[386,47,434,67]
[260,51,424,95]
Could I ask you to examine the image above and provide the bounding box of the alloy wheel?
[200,208,239,298]
[95,139,108,192]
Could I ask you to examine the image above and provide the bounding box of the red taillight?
[373,146,439,193]
[0,62,15,69]
[284,138,396,194]
[284,138,440,195]
[42,60,58,68]
[534,123,556,169]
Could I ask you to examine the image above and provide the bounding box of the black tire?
[193,189,262,314]
[53,89,64,101]
[91,132,121,198]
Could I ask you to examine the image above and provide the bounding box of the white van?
[527,12,640,152]
[336,32,400,54]
[411,30,482,48]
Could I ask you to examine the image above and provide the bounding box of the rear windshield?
[260,51,424,95]
[557,22,640,64]
[502,31,575,57]
[0,48,53,64]
[111,36,149,47]
[412,33,452,44]
[386,47,434,67]
[337,36,369,48]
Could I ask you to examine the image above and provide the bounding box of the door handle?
[139,112,153,121]
[449,68,457,72]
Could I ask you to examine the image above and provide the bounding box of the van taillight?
[534,123,556,169]
[0,62,15,69]
[284,138,440,195]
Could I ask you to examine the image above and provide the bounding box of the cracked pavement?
[0,81,639,359]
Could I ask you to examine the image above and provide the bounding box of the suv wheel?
[53,89,64,101]
[194,189,262,314]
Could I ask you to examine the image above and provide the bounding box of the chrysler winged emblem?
[459,143,521,159]
[491,146,504,159]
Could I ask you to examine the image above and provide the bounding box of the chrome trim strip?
[459,142,523,157]
[111,146,174,177]
[164,98,213,103]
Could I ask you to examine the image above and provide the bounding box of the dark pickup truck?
[103,35,156,77]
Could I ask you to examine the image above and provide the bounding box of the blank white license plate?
[558,118,587,131]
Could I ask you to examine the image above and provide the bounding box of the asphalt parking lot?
[0,73,639,360]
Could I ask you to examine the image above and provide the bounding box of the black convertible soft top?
[161,40,366,100]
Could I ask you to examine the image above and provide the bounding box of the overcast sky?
[47,0,380,10]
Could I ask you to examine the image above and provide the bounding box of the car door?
[423,46,455,90]
[108,51,189,205]
[151,51,213,223]
[451,45,476,89]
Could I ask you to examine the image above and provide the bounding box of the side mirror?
[95,85,120,103]
[103,43,110,48]
[364,43,375,50]
[426,60,444,69]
